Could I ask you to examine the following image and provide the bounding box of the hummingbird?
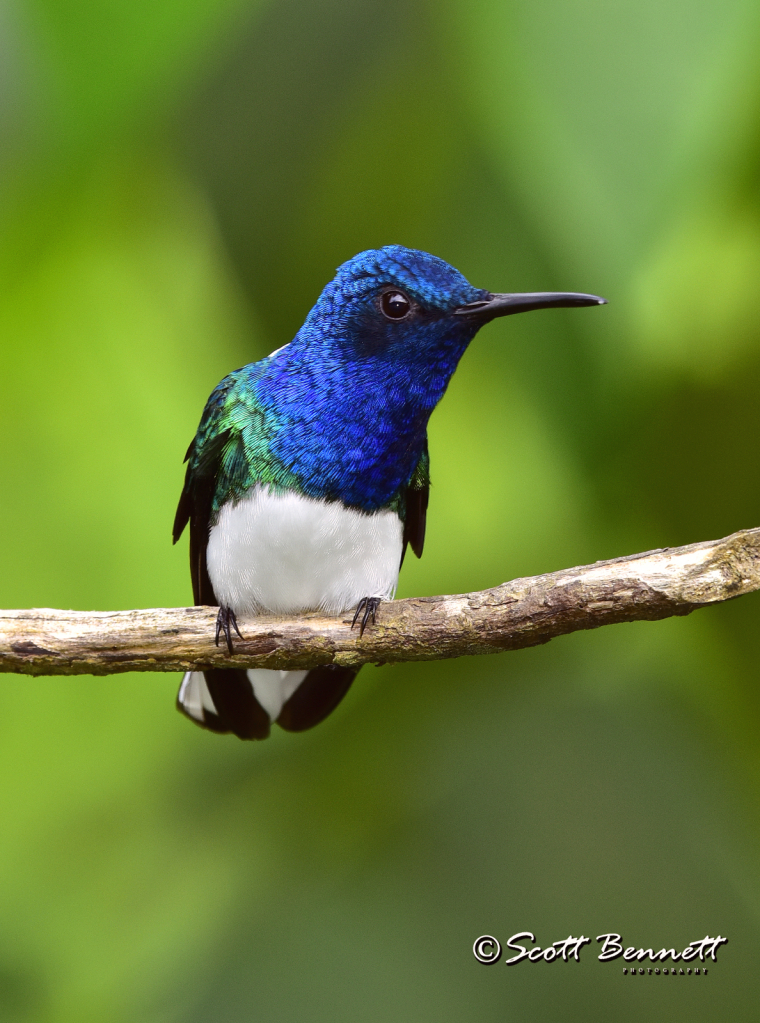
[173,246,605,739]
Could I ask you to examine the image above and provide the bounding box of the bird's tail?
[177,665,357,740]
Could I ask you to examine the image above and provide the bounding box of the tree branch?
[2,528,759,676]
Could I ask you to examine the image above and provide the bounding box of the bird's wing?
[173,372,251,606]
[401,441,430,565]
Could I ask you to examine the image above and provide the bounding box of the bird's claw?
[215,605,243,654]
[351,596,381,637]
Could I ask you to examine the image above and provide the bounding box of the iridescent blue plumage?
[173,245,606,740]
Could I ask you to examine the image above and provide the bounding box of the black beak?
[454,291,607,322]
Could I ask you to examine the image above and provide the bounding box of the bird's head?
[297,245,605,369]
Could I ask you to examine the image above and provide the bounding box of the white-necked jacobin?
[173,246,606,739]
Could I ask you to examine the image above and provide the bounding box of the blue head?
[255,246,604,509]
[300,246,490,369]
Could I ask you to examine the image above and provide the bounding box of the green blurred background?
[1,0,759,1019]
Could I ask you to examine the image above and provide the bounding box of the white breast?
[206,485,404,616]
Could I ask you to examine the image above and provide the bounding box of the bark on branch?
[2,528,759,677]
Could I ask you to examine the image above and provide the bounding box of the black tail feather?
[277,665,358,733]
[203,669,272,740]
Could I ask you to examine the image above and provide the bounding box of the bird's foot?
[351,596,381,637]
[215,605,243,654]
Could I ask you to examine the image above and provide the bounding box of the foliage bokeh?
[1,0,759,1018]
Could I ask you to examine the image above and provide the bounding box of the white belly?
[206,484,404,615]
[187,486,403,727]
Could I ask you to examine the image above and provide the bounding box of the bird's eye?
[380,290,412,320]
